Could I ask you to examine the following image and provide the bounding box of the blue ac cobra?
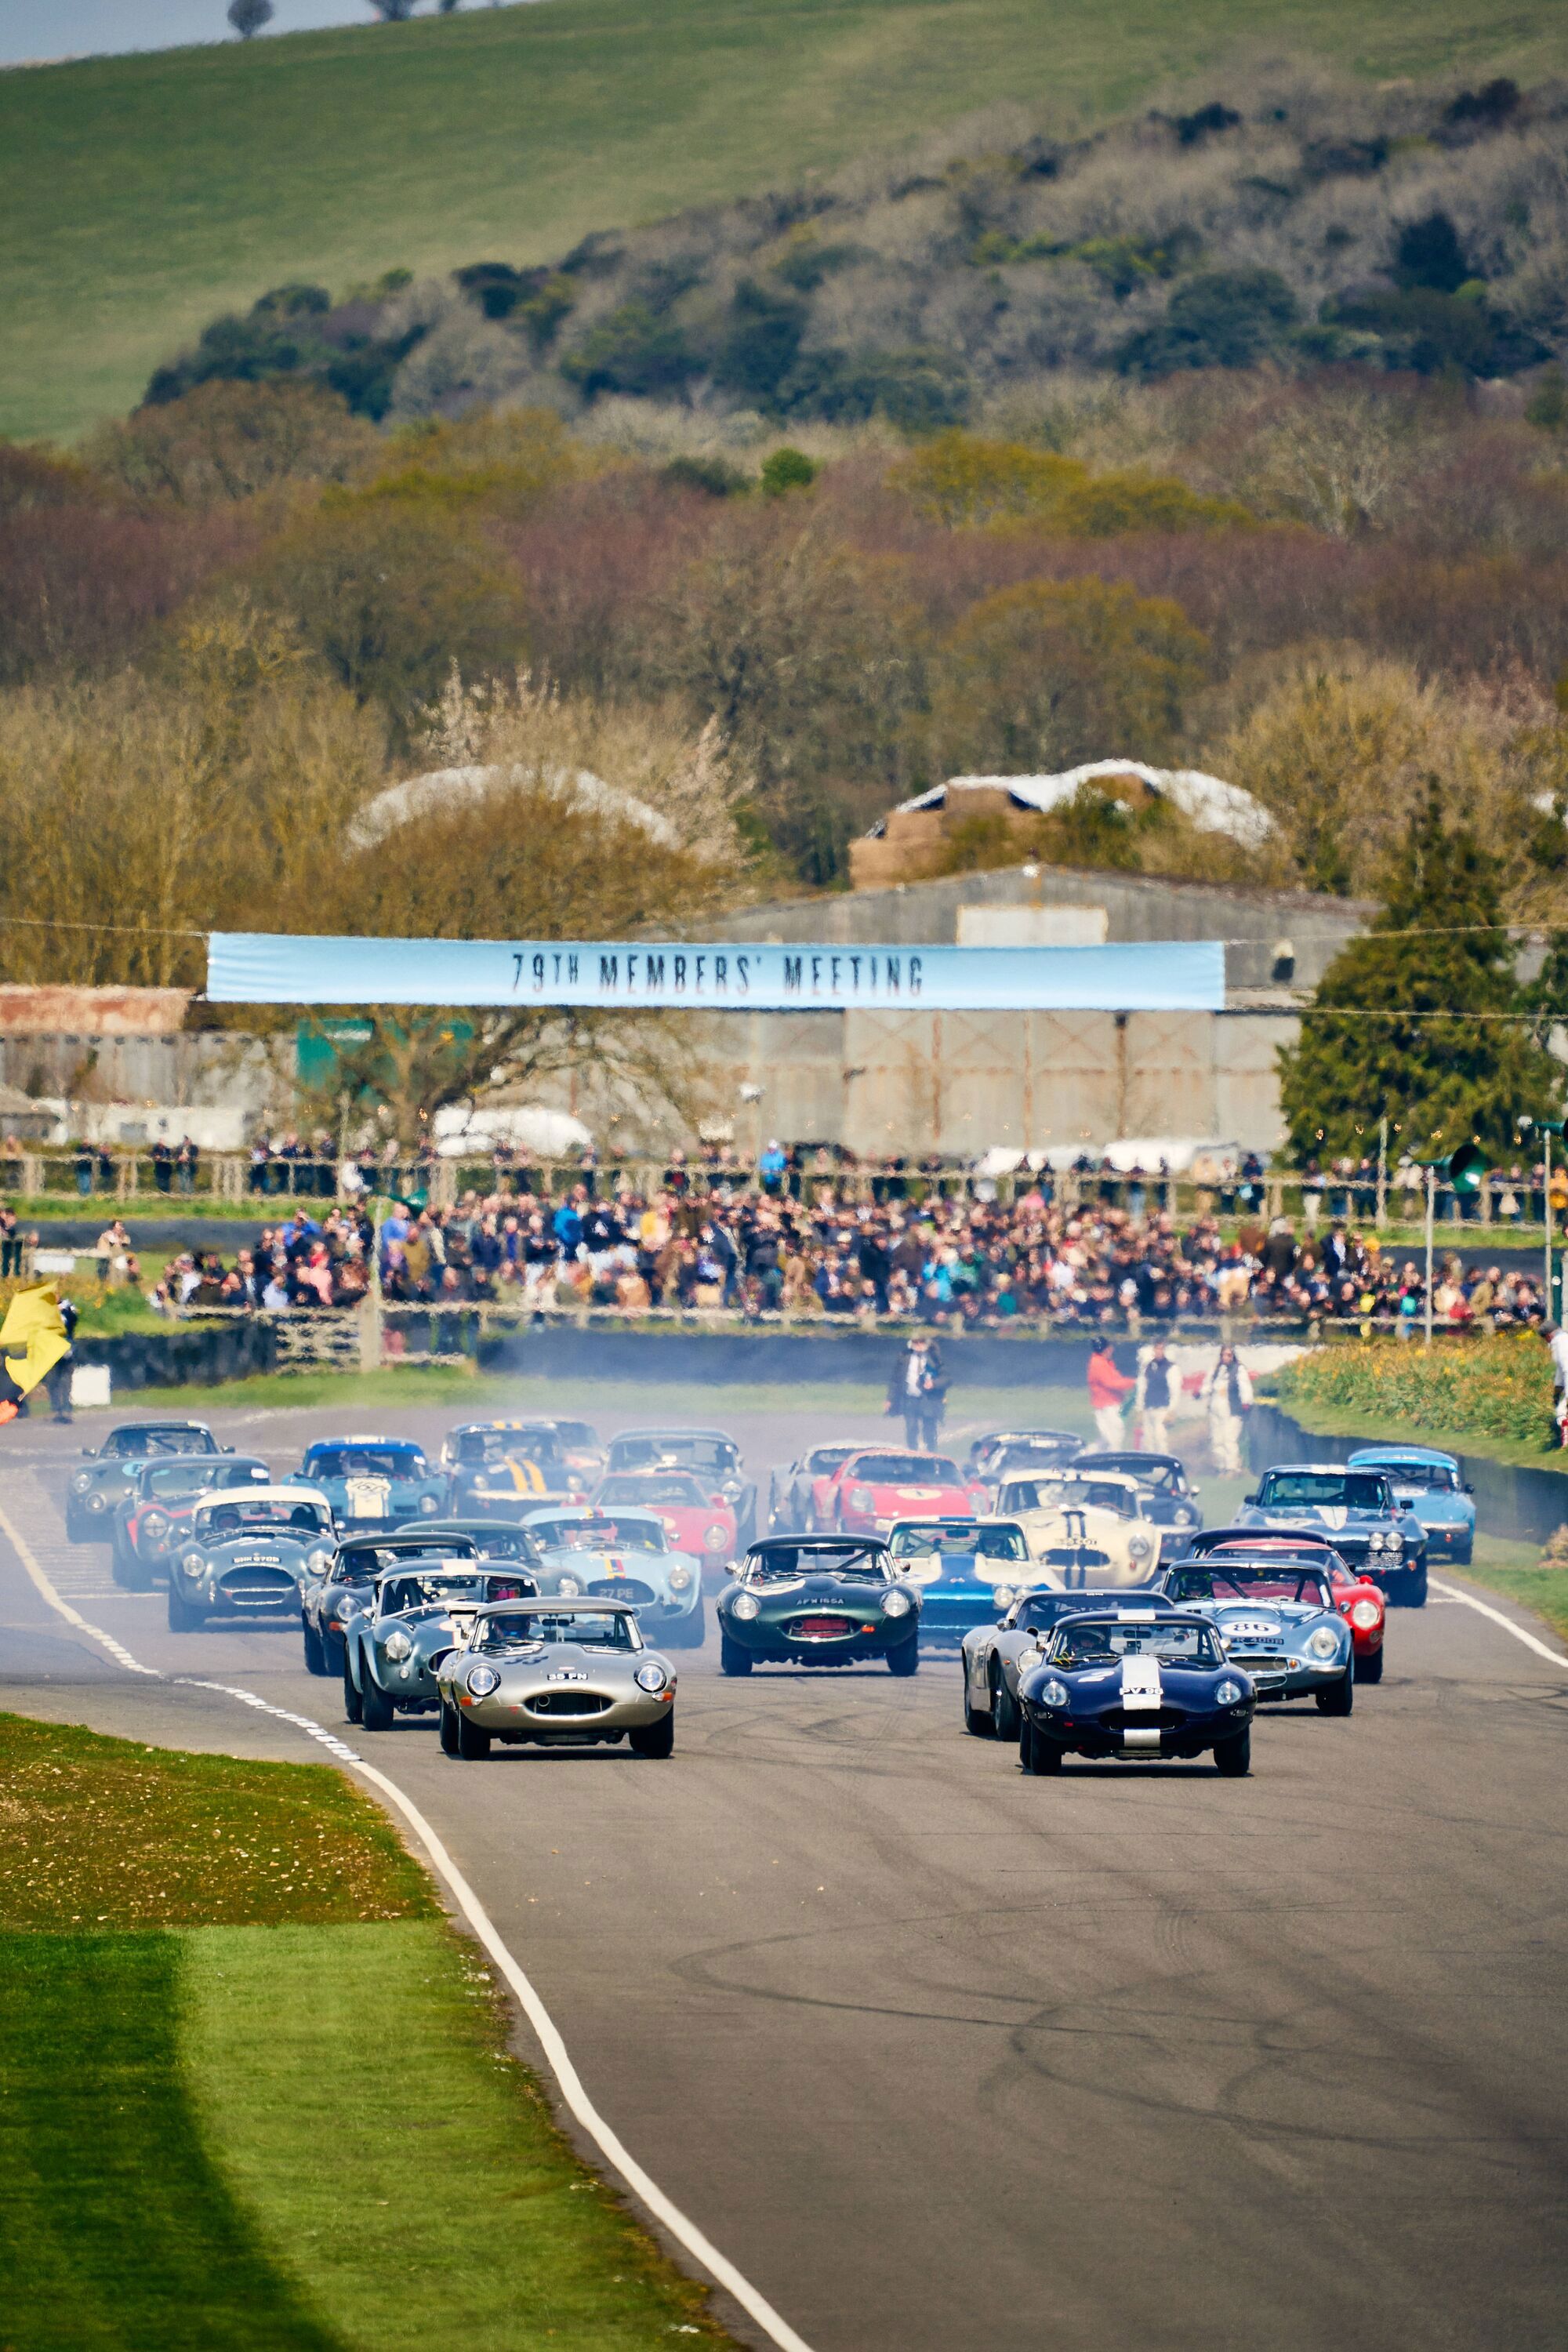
[519,1506,706,1648]
[884,1515,1035,1640]
[292,1436,448,1530]
[1017,1606,1257,1775]
[1346,1444,1474,1565]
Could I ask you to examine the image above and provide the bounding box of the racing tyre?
[454,1708,491,1760]
[719,1632,753,1677]
[886,1635,919,1677]
[664,1598,706,1650]
[302,1618,328,1676]
[962,1675,991,1737]
[1213,1728,1251,1777]
[439,1700,460,1757]
[113,1545,154,1593]
[324,1630,346,1677]
[1316,1666,1355,1716]
[342,1660,364,1726]
[630,1709,676,1759]
[166,1586,204,1632]
[1399,1567,1428,1609]
[361,1674,395,1732]
[1354,1646,1385,1685]
[990,1663,1019,1743]
[1020,1718,1062,1775]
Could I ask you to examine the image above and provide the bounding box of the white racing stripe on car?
[1119,1653,1163,1711]
[1429,1577,1568,1670]
[0,1490,819,2352]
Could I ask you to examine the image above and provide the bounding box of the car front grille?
[218,1566,297,1606]
[528,1690,612,1716]
[1041,1548,1111,1569]
[788,1613,857,1640]
[1094,1706,1192,1731]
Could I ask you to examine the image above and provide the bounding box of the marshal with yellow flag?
[0,1283,71,1423]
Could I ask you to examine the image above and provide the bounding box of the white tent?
[864,761,1273,851]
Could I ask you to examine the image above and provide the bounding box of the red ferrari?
[821,1448,990,1536]
[593,1468,738,1573]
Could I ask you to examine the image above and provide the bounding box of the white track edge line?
[1428,1574,1568,1669]
[0,1494,817,2352]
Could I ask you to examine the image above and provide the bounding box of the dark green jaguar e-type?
[717,1534,920,1675]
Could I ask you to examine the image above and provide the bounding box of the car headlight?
[383,1628,415,1662]
[703,1523,728,1551]
[1041,1678,1069,1709]
[635,1662,668,1693]
[87,1492,107,1512]
[850,1486,874,1510]
[71,1472,93,1494]
[1127,1533,1152,1560]
[667,1565,692,1592]
[1174,1506,1196,1526]
[1215,1678,1243,1706]
[1351,1599,1381,1629]
[142,1510,168,1540]
[731,1592,760,1621]
[1307,1627,1341,1660]
[882,1588,913,1617]
[993,1584,1017,1610]
[465,1664,500,1697]
[307,1546,334,1575]
[418,1494,439,1515]
[555,1575,581,1597]
[1385,1531,1403,1552]
[1368,1532,1385,1551]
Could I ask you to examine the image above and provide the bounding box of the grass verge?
[0,1711,741,2350]
[1452,1536,1568,1646]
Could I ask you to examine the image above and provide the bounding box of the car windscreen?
[846,1454,960,1484]
[596,1473,707,1507]
[889,1522,1028,1561]
[458,1428,562,1467]
[380,1573,493,1613]
[611,1436,736,1474]
[1359,1461,1457,1492]
[110,1428,213,1457]
[307,1446,428,1480]
[534,1517,666,1553]
[460,1530,537,1562]
[474,1610,636,1651]
[1258,1472,1388,1510]
[198,1503,325,1536]
[550,1421,598,1447]
[994,1443,1076,1472]
[1005,1478,1132,1515]
[808,1446,858,1474]
[144,1461,260,1499]
[340,1537,478,1577]
[1170,1567,1332,1607]
[1091,1457,1181,1492]
[746,1544,887,1583]
[1049,1619,1223,1668]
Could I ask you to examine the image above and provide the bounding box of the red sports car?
[593,1468,737,1573]
[821,1448,990,1536]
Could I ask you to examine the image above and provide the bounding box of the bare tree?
[227,0,274,35]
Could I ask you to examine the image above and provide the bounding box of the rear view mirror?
[1243,1493,1258,1506]
[1463,1482,1474,1494]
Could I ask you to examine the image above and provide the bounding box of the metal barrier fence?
[2,1149,1563,1236]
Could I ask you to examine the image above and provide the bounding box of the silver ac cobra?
[434,1598,677,1760]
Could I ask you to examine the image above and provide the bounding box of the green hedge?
[1276,1331,1555,1449]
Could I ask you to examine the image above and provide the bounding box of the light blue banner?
[206,932,1225,1012]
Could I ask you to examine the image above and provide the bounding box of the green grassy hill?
[5,0,1566,441]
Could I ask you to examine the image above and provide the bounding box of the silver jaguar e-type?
[434,1598,677,1761]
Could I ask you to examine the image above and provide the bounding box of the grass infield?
[5,0,1566,437]
[0,1711,740,2351]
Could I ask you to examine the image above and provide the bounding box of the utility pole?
[1424,1165,1435,1348]
[1377,1115,1388,1231]
[1546,1127,1554,1325]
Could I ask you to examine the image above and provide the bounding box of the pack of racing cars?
[60,1408,1442,1776]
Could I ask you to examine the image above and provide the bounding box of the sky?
[0,2,518,67]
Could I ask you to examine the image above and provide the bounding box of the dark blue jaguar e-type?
[1017,1606,1256,1776]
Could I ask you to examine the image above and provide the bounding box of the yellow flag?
[0,1282,70,1399]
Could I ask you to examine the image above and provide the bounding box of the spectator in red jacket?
[1087,1340,1135,1446]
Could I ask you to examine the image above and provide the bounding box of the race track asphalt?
[2,1396,1565,2352]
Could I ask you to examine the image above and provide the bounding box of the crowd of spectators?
[125,1179,1548,1333]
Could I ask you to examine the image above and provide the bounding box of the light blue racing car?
[1164,1555,1356,1714]
[520,1505,706,1648]
[884,1515,1035,1641]
[292,1436,448,1530]
[1346,1446,1473,1565]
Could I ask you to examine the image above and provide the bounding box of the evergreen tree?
[1278,785,1562,1163]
